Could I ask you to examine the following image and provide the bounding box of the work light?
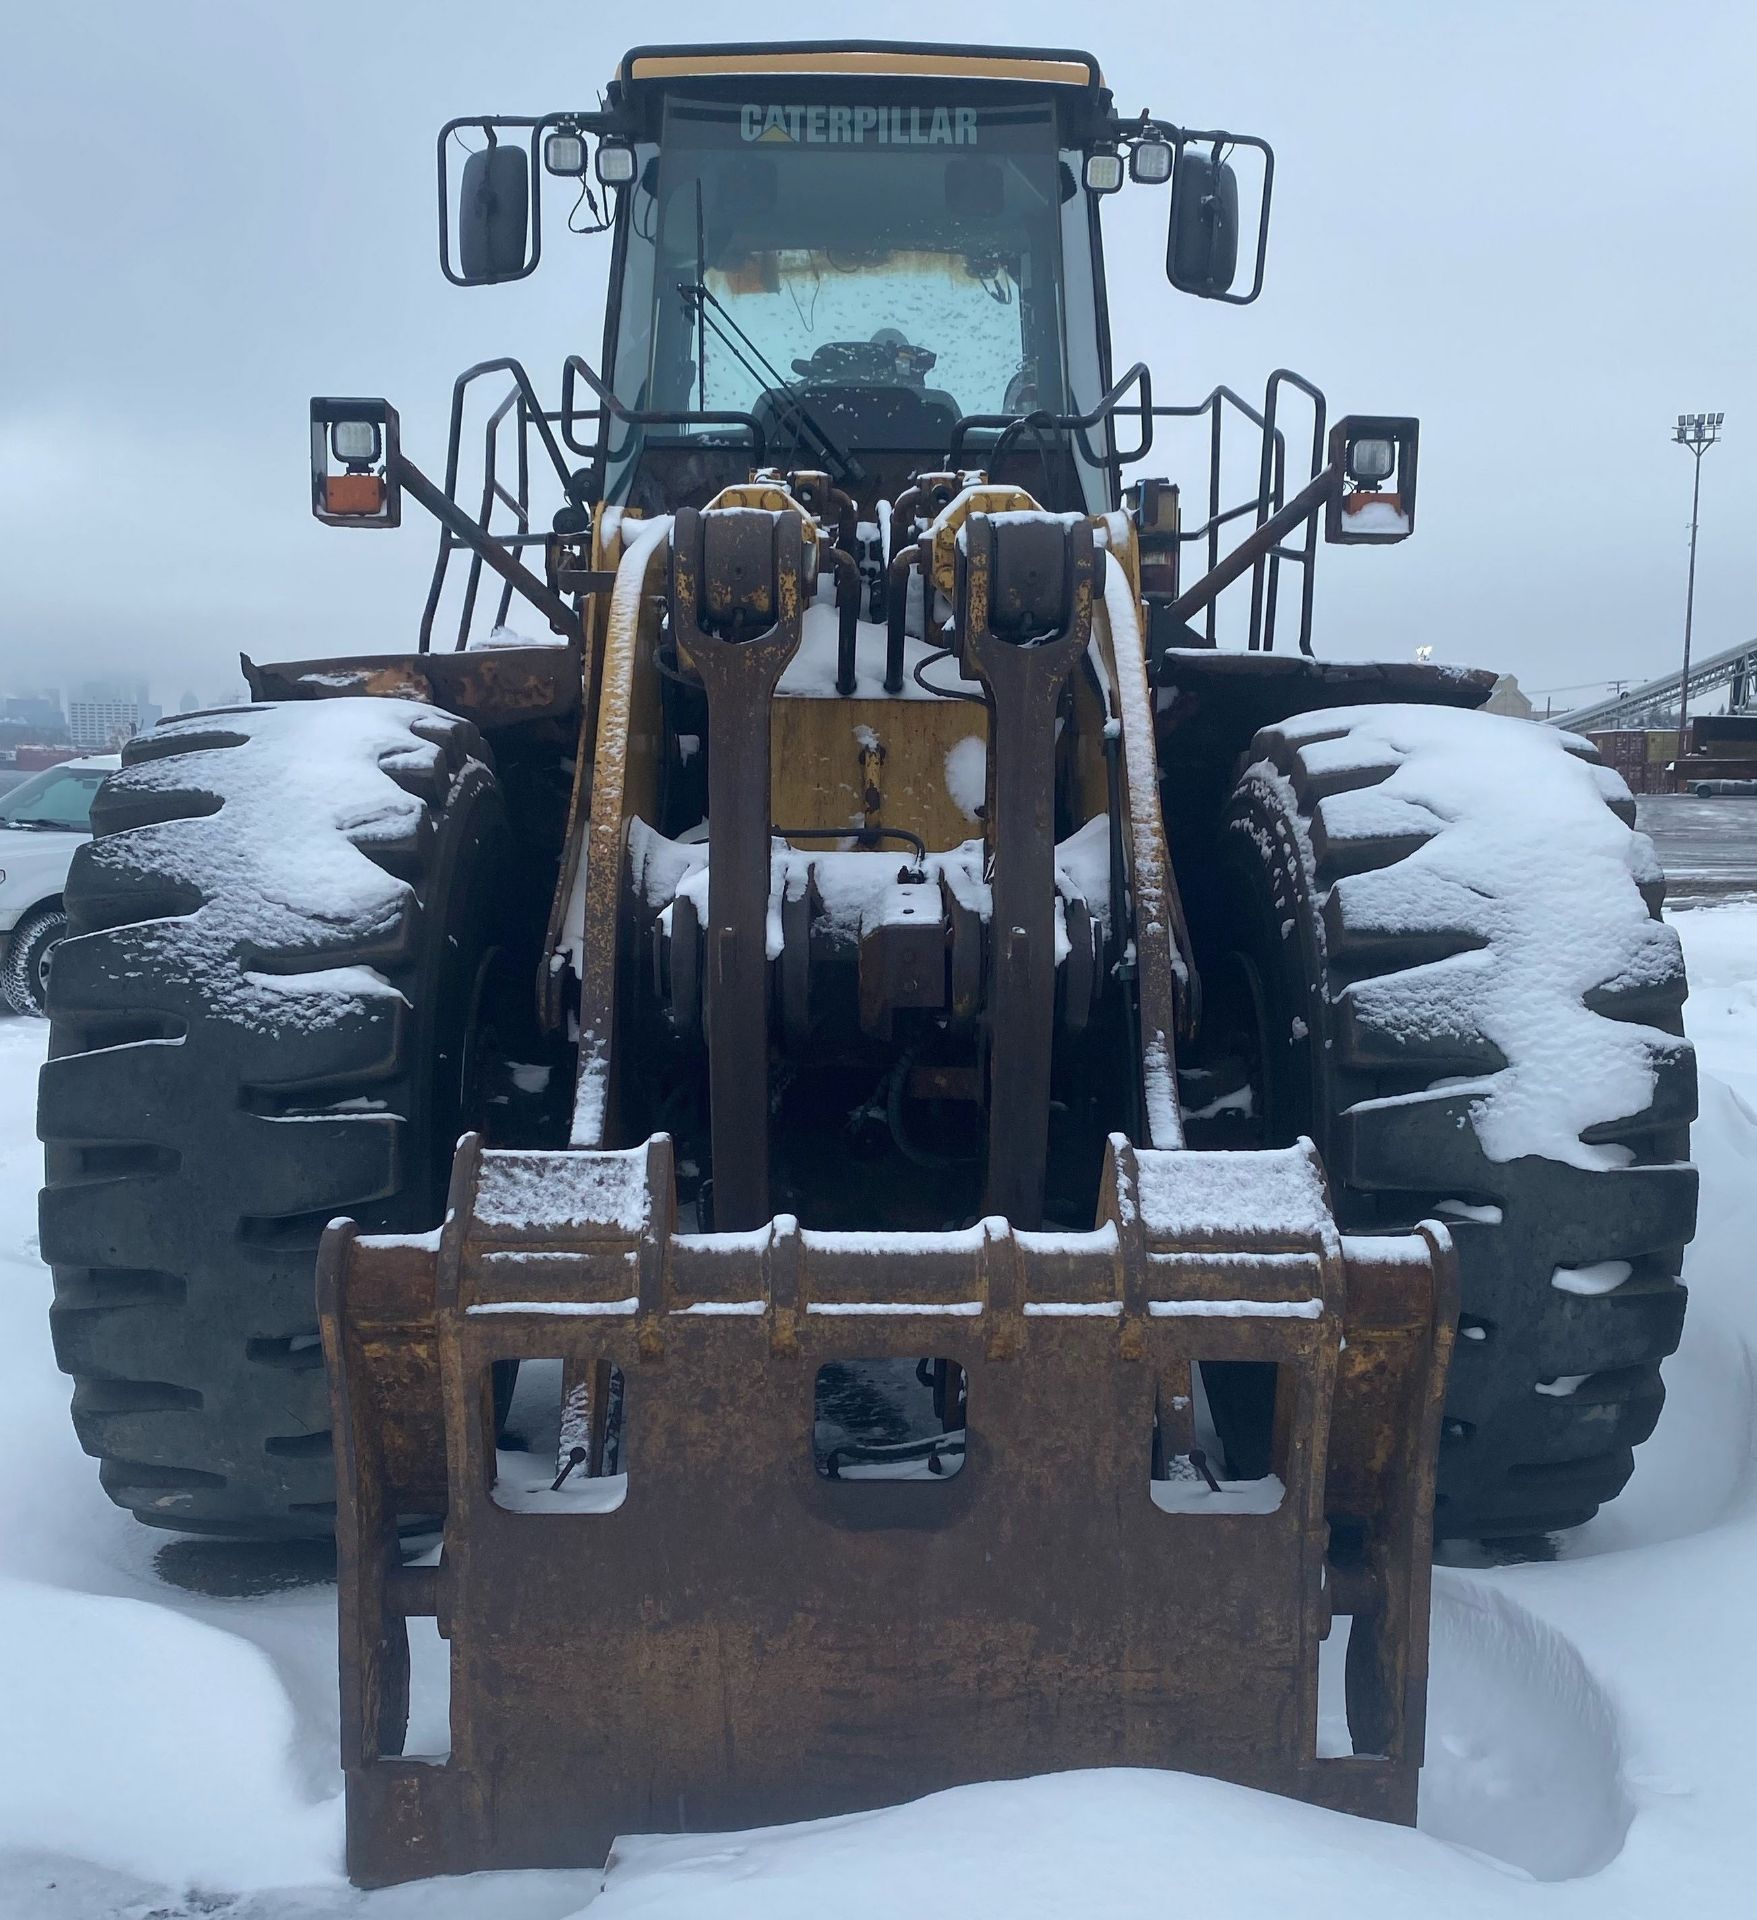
[1129,139,1173,185]
[1084,151,1124,193]
[544,131,587,177]
[595,140,636,186]
[331,419,382,467]
[1345,435,1396,486]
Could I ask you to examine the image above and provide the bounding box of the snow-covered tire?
[2,904,66,1016]
[1199,705,1697,1541]
[39,699,508,1536]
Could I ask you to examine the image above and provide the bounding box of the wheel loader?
[39,40,1696,1886]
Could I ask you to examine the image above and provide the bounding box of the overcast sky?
[2,1,1752,714]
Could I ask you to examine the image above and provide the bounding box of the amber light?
[324,472,386,516]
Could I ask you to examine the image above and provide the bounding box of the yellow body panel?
[923,485,1044,596]
[770,694,987,855]
[625,49,1098,88]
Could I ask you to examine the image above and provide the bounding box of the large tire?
[39,699,508,1535]
[1189,704,1697,1542]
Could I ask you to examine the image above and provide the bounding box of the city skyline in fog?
[2,2,1754,710]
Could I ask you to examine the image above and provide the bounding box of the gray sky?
[3,1,1752,713]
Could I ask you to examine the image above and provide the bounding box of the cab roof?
[617,41,1104,94]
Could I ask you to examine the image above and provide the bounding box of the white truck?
[0,755,119,1015]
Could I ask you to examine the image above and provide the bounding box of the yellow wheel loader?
[40,41,1694,1886]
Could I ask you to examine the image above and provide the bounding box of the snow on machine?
[38,40,1696,1886]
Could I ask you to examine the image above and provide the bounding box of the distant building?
[1485,674,1535,720]
[177,690,200,713]
[66,697,139,750]
[66,679,160,750]
[2,691,67,735]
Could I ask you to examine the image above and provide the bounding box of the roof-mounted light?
[1084,151,1124,194]
[595,139,636,187]
[544,131,587,177]
[1129,139,1173,185]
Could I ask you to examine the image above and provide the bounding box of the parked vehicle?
[0,755,120,1015]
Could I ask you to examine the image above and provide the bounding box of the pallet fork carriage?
[322,1137,1455,1885]
[37,31,1696,1895]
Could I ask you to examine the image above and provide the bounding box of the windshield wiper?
[1,819,81,832]
[677,280,865,488]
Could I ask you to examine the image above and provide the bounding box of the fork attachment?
[319,1135,1455,1887]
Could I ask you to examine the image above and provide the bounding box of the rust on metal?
[770,696,984,855]
[539,505,635,1032]
[857,877,947,1039]
[320,1135,1455,1887]
[955,512,1098,1227]
[670,506,805,1229]
[243,646,581,732]
[1155,652,1496,757]
[1099,515,1200,1061]
[567,519,671,1145]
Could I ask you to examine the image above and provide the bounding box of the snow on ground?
[2,906,1755,1917]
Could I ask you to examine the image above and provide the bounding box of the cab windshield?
[608,93,1098,489]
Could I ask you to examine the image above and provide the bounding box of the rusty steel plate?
[320,1135,1454,1887]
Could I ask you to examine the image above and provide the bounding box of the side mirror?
[438,113,618,287]
[459,144,532,284]
[1166,150,1239,298]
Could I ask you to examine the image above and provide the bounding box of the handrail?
[417,358,580,652]
[948,361,1154,471]
[1148,384,1284,642]
[398,452,581,648]
[948,370,1328,649]
[457,383,523,645]
[1252,370,1326,654]
[443,357,575,497]
[1164,460,1340,641]
[411,351,767,654]
[401,346,1337,660]
[1137,371,1332,659]
[560,352,766,483]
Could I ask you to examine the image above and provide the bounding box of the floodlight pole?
[1672,411,1723,785]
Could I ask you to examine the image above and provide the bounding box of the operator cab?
[602,50,1116,516]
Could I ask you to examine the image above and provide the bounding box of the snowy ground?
[2,906,1754,1918]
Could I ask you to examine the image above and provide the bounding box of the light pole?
[1672,411,1724,782]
